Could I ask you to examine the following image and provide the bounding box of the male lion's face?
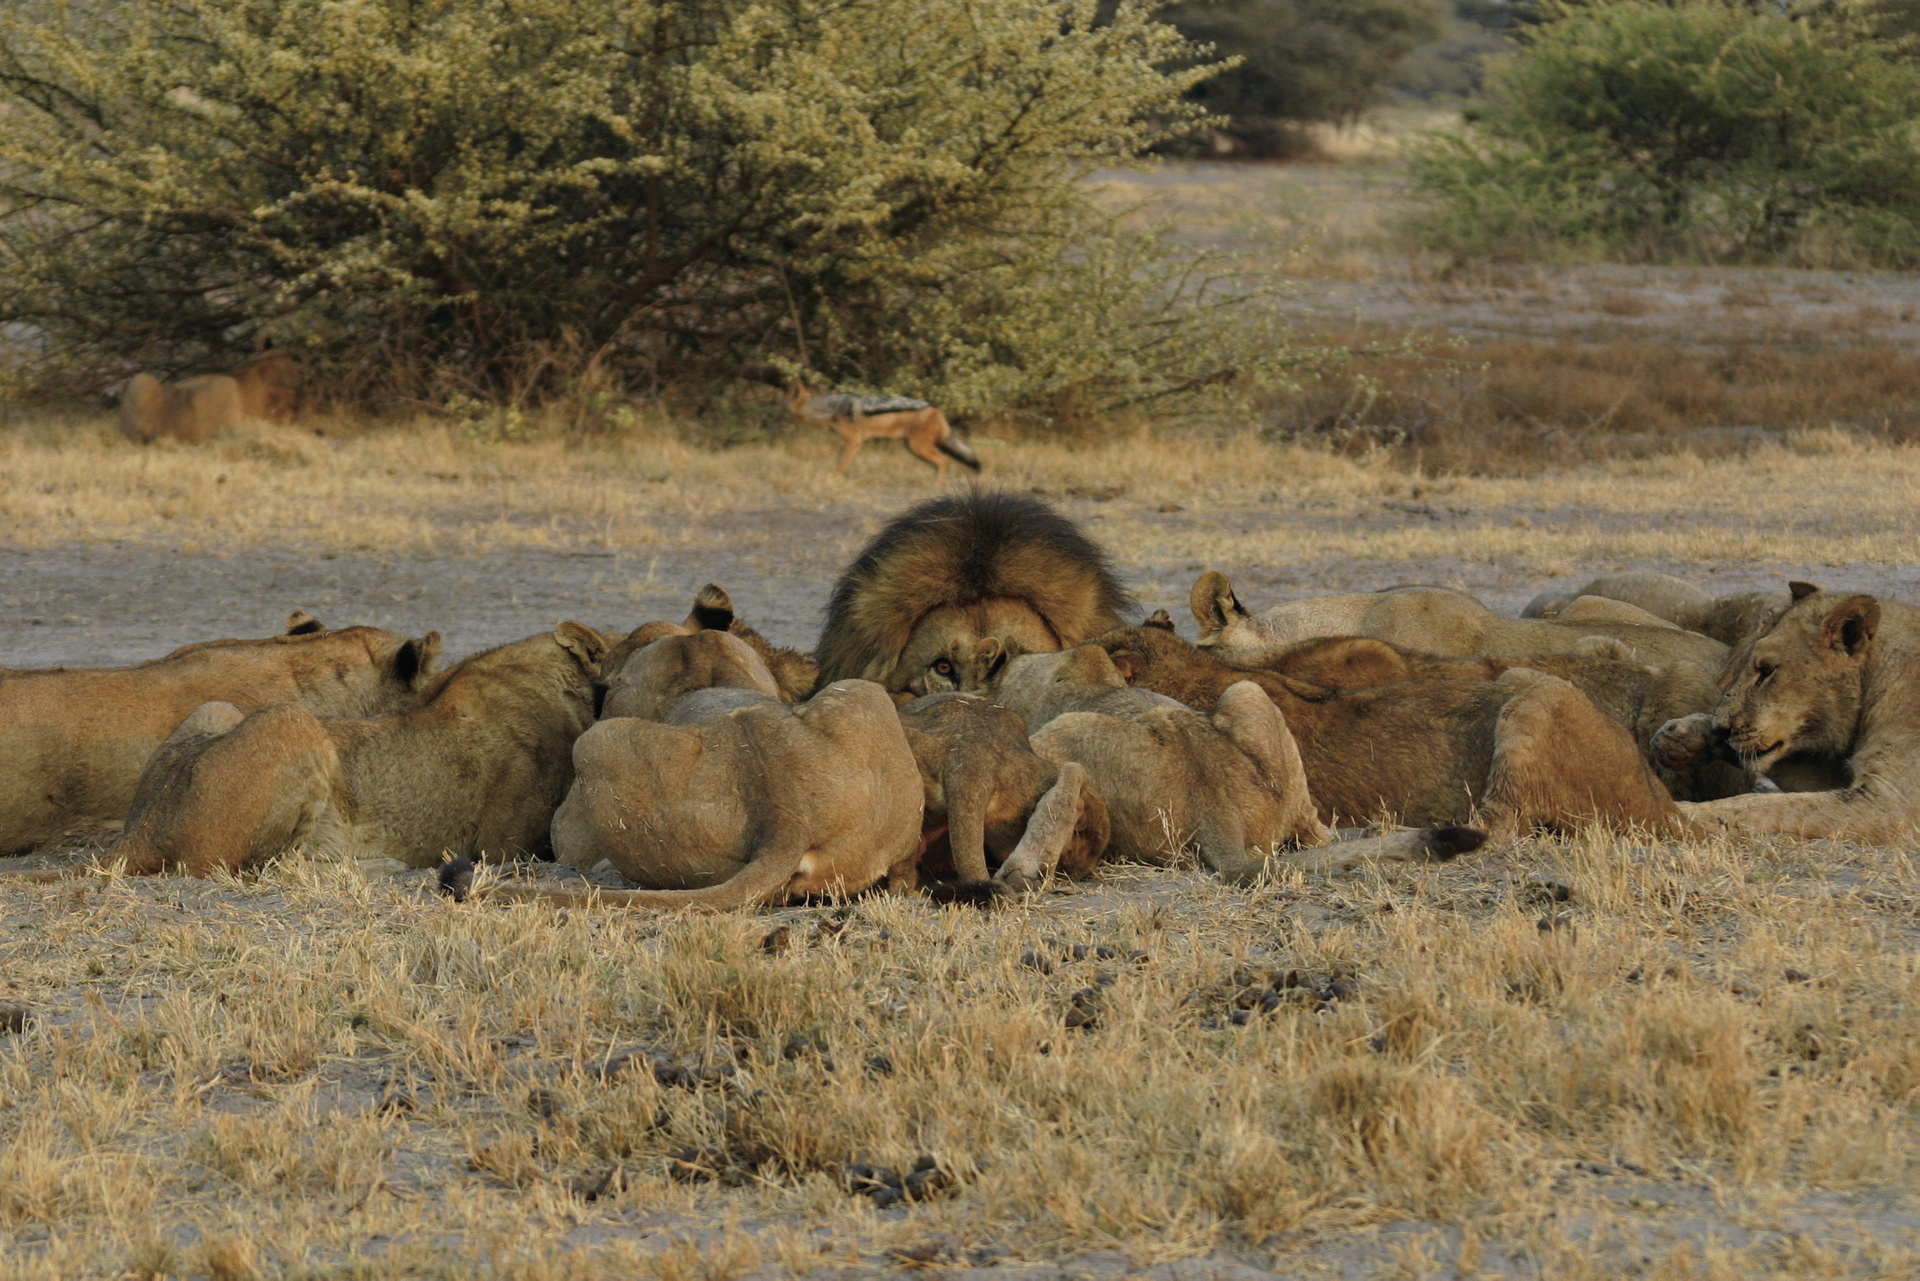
[894,600,1062,699]
[1713,589,1879,773]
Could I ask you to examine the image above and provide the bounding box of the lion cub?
[897,692,1109,895]
[525,630,923,909]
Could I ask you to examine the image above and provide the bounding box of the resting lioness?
[973,645,1486,881]
[1069,626,1687,835]
[600,583,817,703]
[1090,624,1738,802]
[1524,572,1787,647]
[0,612,438,855]
[898,692,1109,894]
[1653,583,1920,843]
[1191,571,1729,673]
[108,624,608,875]
[515,630,923,909]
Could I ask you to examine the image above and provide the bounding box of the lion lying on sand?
[1525,571,1786,647]
[0,612,438,855]
[970,644,1486,881]
[1653,583,1920,842]
[497,630,924,909]
[108,624,607,875]
[118,347,303,443]
[1191,571,1728,673]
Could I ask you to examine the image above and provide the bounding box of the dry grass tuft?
[1265,334,1920,473]
[0,836,1916,1275]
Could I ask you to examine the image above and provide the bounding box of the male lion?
[520,630,923,909]
[1191,570,1728,672]
[1078,625,1692,833]
[0,613,438,855]
[108,624,608,875]
[974,645,1486,881]
[1653,583,1920,843]
[816,491,1134,697]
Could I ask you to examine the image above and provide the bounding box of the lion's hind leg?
[112,702,339,877]
[1481,670,1686,839]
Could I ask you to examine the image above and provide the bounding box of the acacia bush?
[0,0,1314,423]
[1407,0,1920,265]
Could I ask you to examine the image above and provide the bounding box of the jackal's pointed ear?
[285,609,325,636]
[1190,570,1242,636]
[1820,595,1879,658]
[395,632,442,686]
[1789,581,1821,602]
[688,583,734,633]
[555,621,610,671]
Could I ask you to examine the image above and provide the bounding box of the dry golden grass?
[2,419,1917,583]
[2,833,1917,1277]
[1270,335,1920,473]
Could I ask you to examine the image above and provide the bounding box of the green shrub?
[1407,0,1920,265]
[0,0,1316,423]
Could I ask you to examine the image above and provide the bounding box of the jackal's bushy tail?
[937,431,982,471]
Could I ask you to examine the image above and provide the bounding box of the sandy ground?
[4,501,1916,670]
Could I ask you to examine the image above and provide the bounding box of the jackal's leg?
[835,431,863,475]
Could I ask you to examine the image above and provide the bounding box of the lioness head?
[603,629,779,721]
[1189,570,1251,652]
[1712,582,1880,773]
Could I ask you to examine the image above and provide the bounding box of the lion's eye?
[933,659,955,678]
[1755,662,1777,684]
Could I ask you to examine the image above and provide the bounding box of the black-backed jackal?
[790,385,982,481]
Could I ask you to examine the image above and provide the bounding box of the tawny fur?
[106,624,607,875]
[601,583,817,704]
[817,492,1134,695]
[517,631,923,910]
[898,692,1109,894]
[1191,570,1729,673]
[0,613,438,855]
[1073,627,1686,837]
[975,645,1486,880]
[1654,584,1920,842]
[1525,571,1788,646]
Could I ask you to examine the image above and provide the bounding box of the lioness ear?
[1789,581,1821,602]
[972,637,1009,685]
[555,620,611,669]
[688,583,735,633]
[1109,650,1145,682]
[1820,595,1880,658]
[1145,609,1176,633]
[395,632,442,686]
[1190,570,1242,634]
[285,609,325,636]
